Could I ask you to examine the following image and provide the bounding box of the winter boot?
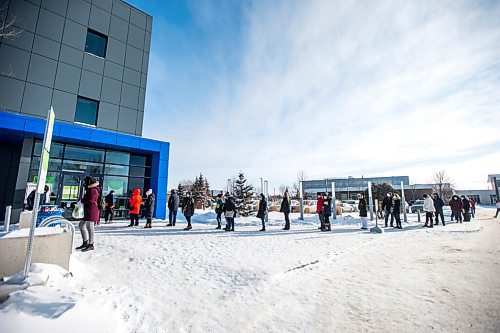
[184,225,192,231]
[76,240,88,250]
[216,223,221,229]
[166,223,173,227]
[134,222,139,227]
[259,227,266,231]
[81,243,94,252]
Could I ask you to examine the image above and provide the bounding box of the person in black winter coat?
[167,189,180,226]
[392,193,402,229]
[26,185,50,210]
[461,196,471,222]
[182,192,195,230]
[144,189,155,228]
[215,193,224,229]
[256,193,267,231]
[104,190,115,224]
[223,195,236,231]
[358,193,368,229]
[280,191,291,230]
[381,192,394,227]
[322,194,333,231]
[433,193,445,226]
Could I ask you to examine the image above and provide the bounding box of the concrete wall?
[0,228,72,278]
[0,0,152,136]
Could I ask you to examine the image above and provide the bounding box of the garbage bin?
[36,205,63,227]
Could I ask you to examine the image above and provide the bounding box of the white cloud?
[143,0,500,191]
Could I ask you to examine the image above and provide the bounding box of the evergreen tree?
[204,178,212,208]
[192,173,208,209]
[233,172,254,217]
[177,182,185,199]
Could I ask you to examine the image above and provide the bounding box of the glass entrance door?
[58,172,84,220]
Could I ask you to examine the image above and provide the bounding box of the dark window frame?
[75,96,99,126]
[85,28,108,58]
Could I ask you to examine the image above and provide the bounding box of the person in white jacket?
[422,194,435,228]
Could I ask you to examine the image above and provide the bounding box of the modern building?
[453,190,496,205]
[487,174,499,202]
[302,176,410,200]
[0,0,169,222]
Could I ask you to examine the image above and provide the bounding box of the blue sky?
[128,0,500,191]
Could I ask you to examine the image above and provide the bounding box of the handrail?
[39,216,75,254]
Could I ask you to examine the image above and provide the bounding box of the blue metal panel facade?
[0,110,169,219]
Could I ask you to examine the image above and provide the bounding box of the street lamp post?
[264,180,269,223]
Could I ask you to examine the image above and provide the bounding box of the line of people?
[76,182,156,253]
[165,189,488,233]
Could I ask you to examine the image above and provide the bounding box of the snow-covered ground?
[1,207,499,332]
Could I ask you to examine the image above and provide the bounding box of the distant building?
[453,190,496,205]
[303,176,409,200]
[487,174,500,201]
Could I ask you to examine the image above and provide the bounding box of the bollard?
[370,199,383,233]
[4,205,12,231]
[417,209,421,222]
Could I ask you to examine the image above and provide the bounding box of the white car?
[340,202,355,213]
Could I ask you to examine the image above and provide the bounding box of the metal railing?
[39,216,75,254]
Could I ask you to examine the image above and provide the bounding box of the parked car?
[410,200,424,213]
[340,202,356,213]
[345,200,359,212]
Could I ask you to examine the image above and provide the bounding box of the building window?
[75,96,99,126]
[85,29,108,58]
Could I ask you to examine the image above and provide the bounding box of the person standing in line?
[26,185,50,210]
[167,189,179,227]
[461,195,471,222]
[321,193,333,231]
[144,189,155,228]
[494,200,500,218]
[182,192,195,230]
[215,193,224,229]
[280,191,291,230]
[468,197,476,218]
[433,193,445,226]
[382,192,394,227]
[392,193,402,229]
[422,194,435,228]
[358,193,368,229]
[104,190,115,224]
[449,195,463,223]
[256,193,267,231]
[223,194,236,232]
[316,193,325,230]
[128,188,142,227]
[76,176,100,252]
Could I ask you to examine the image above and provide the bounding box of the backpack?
[98,195,105,210]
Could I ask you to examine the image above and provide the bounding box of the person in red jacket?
[468,197,476,218]
[128,188,142,227]
[76,176,100,252]
[316,193,324,230]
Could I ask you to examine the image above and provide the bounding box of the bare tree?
[431,170,454,199]
[278,185,289,196]
[292,170,307,199]
[0,1,22,38]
